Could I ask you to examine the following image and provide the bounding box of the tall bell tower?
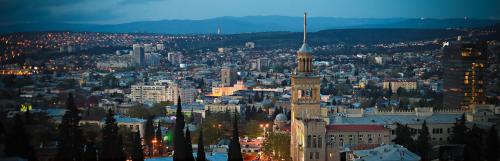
[290,12,326,161]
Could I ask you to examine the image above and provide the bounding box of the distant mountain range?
[1,16,499,34]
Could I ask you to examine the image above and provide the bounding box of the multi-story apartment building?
[130,83,167,103]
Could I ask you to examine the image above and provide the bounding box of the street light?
[260,123,270,137]
[152,139,158,157]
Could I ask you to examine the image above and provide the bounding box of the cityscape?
[1,1,500,161]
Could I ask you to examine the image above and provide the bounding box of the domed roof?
[274,113,288,123]
[298,43,313,53]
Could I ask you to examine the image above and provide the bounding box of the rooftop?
[351,144,420,161]
[326,124,388,132]
[330,113,461,125]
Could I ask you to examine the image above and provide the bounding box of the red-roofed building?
[325,124,391,161]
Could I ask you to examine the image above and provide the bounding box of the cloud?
[0,0,148,24]
[0,0,498,25]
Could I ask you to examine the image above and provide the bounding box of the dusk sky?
[1,0,500,24]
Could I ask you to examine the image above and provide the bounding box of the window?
[310,152,313,159]
[313,135,317,148]
[307,135,311,148]
[330,136,335,148]
[318,136,322,148]
[368,138,373,144]
[315,152,319,159]
[305,89,312,98]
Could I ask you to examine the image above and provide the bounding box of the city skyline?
[1,1,500,160]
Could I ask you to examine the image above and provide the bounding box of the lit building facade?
[221,65,238,86]
[290,13,328,161]
[383,79,417,93]
[166,83,197,105]
[130,83,167,103]
[443,41,488,109]
[210,81,247,96]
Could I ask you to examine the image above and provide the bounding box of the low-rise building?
[383,79,417,93]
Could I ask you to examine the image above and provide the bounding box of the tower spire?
[303,12,307,44]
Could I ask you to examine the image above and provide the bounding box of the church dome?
[274,113,288,123]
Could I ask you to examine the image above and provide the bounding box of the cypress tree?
[0,121,5,136]
[196,126,206,161]
[4,114,36,161]
[56,93,85,161]
[385,82,393,97]
[450,114,468,144]
[116,135,126,161]
[486,125,500,161]
[205,107,211,117]
[144,116,155,156]
[25,107,31,124]
[131,131,144,161]
[83,141,97,161]
[465,124,483,161]
[228,111,243,161]
[185,128,195,161]
[101,109,125,161]
[392,123,415,152]
[224,109,231,120]
[416,121,430,161]
[155,121,163,156]
[174,96,190,161]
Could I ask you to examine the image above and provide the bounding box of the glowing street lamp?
[152,139,158,157]
[260,123,269,137]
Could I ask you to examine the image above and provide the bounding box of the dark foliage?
[173,96,194,161]
[131,131,144,161]
[101,109,126,161]
[4,114,36,161]
[56,93,85,161]
[83,141,98,161]
[228,111,243,161]
[416,121,430,161]
[196,125,206,161]
[486,125,500,161]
